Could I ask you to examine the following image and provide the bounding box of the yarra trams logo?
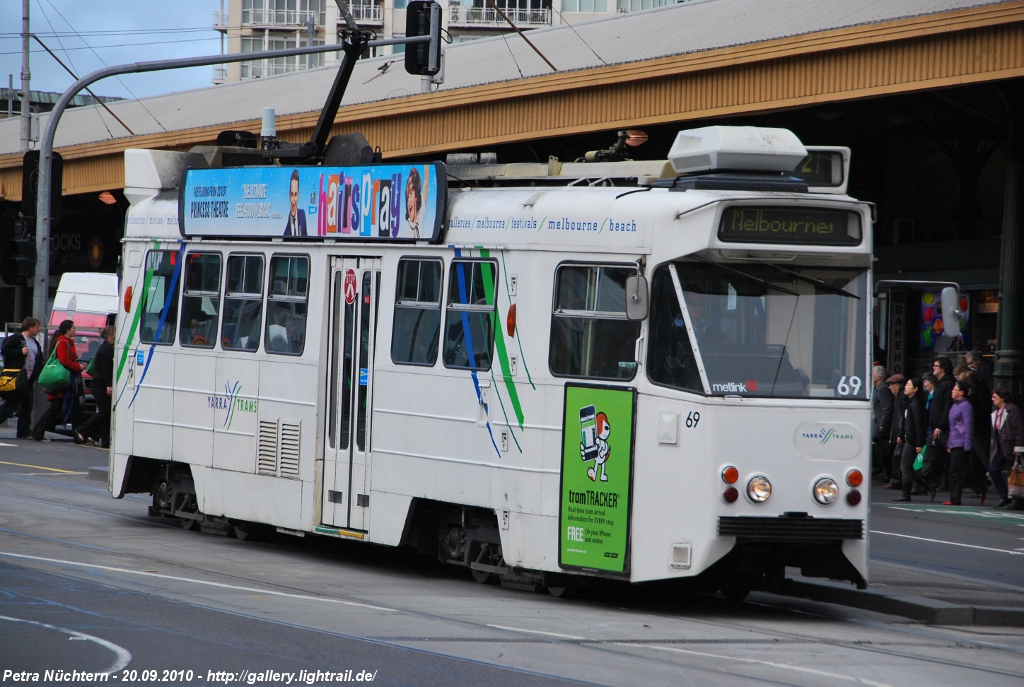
[801,427,856,445]
[207,381,258,429]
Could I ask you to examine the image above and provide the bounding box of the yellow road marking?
[0,460,77,474]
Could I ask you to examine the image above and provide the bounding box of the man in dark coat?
[0,317,42,438]
[885,373,906,489]
[871,365,894,481]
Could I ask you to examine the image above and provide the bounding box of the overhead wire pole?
[20,0,31,151]
[31,36,429,328]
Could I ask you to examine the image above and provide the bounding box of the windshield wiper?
[754,261,861,300]
[692,256,799,297]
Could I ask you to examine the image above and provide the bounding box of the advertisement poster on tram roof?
[559,384,636,575]
[180,162,446,242]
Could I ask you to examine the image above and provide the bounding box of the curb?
[87,466,108,482]
[784,578,1024,626]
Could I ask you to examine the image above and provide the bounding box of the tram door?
[322,257,381,531]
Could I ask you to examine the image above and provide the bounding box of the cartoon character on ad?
[580,405,611,482]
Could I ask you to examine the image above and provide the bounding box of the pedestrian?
[966,350,995,391]
[944,380,986,505]
[928,357,955,490]
[990,388,1024,509]
[896,377,928,502]
[0,317,42,438]
[31,320,86,442]
[75,325,115,448]
[959,369,993,491]
[871,365,894,481]
[885,373,906,490]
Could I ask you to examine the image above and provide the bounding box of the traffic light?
[0,209,36,287]
[22,149,63,226]
[405,1,442,77]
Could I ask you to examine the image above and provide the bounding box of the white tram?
[110,125,872,596]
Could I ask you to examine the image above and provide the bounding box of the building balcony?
[448,6,552,28]
[213,10,228,31]
[239,56,327,80]
[212,64,227,84]
[346,4,384,25]
[242,8,321,28]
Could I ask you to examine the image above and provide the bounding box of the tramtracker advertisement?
[558,384,636,575]
[180,163,445,242]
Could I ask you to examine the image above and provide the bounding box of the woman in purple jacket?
[945,380,986,505]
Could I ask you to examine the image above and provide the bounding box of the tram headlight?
[813,477,839,505]
[746,475,771,503]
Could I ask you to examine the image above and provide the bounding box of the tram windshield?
[648,261,868,399]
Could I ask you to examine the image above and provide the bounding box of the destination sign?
[718,206,861,246]
[180,162,446,242]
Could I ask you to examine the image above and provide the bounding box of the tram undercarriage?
[124,459,865,600]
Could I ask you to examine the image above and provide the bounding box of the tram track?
[3,480,1023,685]
[3,524,1022,685]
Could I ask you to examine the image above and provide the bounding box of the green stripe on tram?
[480,250,524,429]
[116,245,158,381]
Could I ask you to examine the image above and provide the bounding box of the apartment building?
[212,0,684,83]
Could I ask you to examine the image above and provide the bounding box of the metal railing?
[213,10,228,28]
[240,55,329,79]
[348,4,383,23]
[242,8,322,27]
[448,6,552,27]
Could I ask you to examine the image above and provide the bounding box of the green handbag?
[913,445,926,472]
[38,346,71,392]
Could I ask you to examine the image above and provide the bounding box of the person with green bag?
[895,377,928,502]
[31,320,86,442]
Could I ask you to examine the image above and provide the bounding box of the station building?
[1,0,1023,391]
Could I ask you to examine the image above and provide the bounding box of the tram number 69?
[837,376,862,397]
[685,411,701,428]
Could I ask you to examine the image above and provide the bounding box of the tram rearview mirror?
[625,276,649,321]
[940,286,961,339]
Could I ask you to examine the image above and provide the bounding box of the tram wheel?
[470,568,497,585]
[178,494,200,531]
[232,520,260,541]
[546,585,575,599]
[719,580,751,602]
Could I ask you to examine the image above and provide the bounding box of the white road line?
[0,551,398,612]
[870,530,1024,555]
[616,642,894,687]
[487,624,586,640]
[0,613,132,674]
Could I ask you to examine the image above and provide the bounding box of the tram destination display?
[717,206,861,246]
[559,384,636,575]
[181,162,446,242]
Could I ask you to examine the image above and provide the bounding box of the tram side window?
[392,258,442,366]
[647,266,704,393]
[139,250,182,345]
[221,254,265,351]
[265,255,309,356]
[549,264,640,380]
[442,260,497,371]
[179,253,222,349]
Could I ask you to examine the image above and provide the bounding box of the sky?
[1,0,224,101]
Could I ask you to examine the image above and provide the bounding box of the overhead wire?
[0,36,224,56]
[42,0,169,132]
[550,8,607,65]
[35,0,115,139]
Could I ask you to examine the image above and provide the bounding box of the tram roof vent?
[668,126,807,176]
